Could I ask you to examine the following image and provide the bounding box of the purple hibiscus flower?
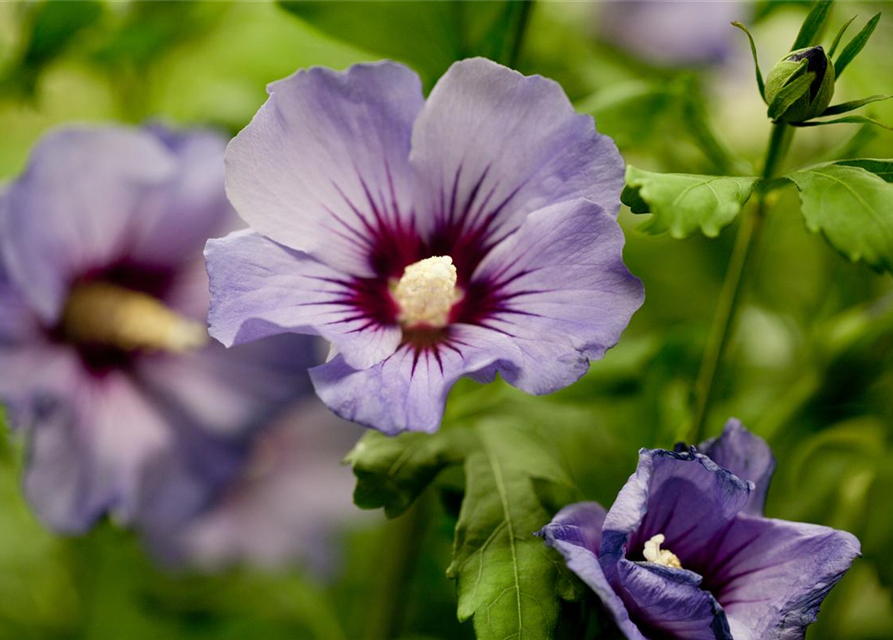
[538,419,860,640]
[206,58,644,435]
[596,1,747,67]
[0,125,312,533]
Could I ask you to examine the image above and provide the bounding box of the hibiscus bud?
[765,45,835,123]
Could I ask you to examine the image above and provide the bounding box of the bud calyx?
[765,46,835,123]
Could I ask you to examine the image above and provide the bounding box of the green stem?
[361,497,429,640]
[506,0,534,68]
[688,123,792,444]
[762,122,794,183]
[0,411,13,463]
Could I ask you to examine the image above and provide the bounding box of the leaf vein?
[482,438,524,636]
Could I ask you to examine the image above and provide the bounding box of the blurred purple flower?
[0,126,312,533]
[597,1,747,67]
[143,398,371,576]
[206,58,643,435]
[538,419,860,640]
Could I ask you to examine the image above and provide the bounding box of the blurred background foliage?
[1,1,892,639]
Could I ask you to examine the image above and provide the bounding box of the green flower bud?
[765,46,835,123]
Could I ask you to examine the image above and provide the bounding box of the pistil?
[392,256,460,328]
[643,534,682,569]
[60,281,208,353]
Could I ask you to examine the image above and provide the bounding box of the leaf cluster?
[346,417,585,640]
[623,157,893,274]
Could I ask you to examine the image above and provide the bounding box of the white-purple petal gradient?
[471,198,644,395]
[225,62,424,278]
[206,230,402,371]
[310,323,519,434]
[410,57,624,243]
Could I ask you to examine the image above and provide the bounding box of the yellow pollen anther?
[61,281,208,353]
[392,256,460,328]
[643,534,682,569]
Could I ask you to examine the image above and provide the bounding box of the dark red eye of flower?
[0,125,313,537]
[207,58,643,434]
[52,263,205,374]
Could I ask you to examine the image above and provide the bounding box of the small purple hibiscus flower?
[538,419,860,640]
[0,125,312,533]
[206,57,644,435]
[596,1,747,68]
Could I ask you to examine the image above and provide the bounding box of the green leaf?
[448,421,581,640]
[1,0,103,97]
[753,0,809,23]
[346,430,471,518]
[836,159,893,182]
[786,161,893,272]
[347,417,582,640]
[824,122,877,161]
[623,166,761,238]
[791,0,834,50]
[22,1,103,66]
[793,114,893,131]
[822,94,893,117]
[834,13,881,78]
[277,1,519,86]
[828,15,857,58]
[732,22,765,101]
[90,2,227,71]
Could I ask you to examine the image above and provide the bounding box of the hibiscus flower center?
[60,281,207,354]
[392,256,460,328]
[642,533,682,569]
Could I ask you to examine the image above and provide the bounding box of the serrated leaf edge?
[627,168,760,239]
[787,164,893,271]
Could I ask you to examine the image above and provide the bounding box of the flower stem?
[689,122,792,444]
[507,0,534,68]
[0,411,12,463]
[762,122,794,183]
[361,496,429,640]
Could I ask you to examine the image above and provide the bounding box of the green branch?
[689,123,792,444]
